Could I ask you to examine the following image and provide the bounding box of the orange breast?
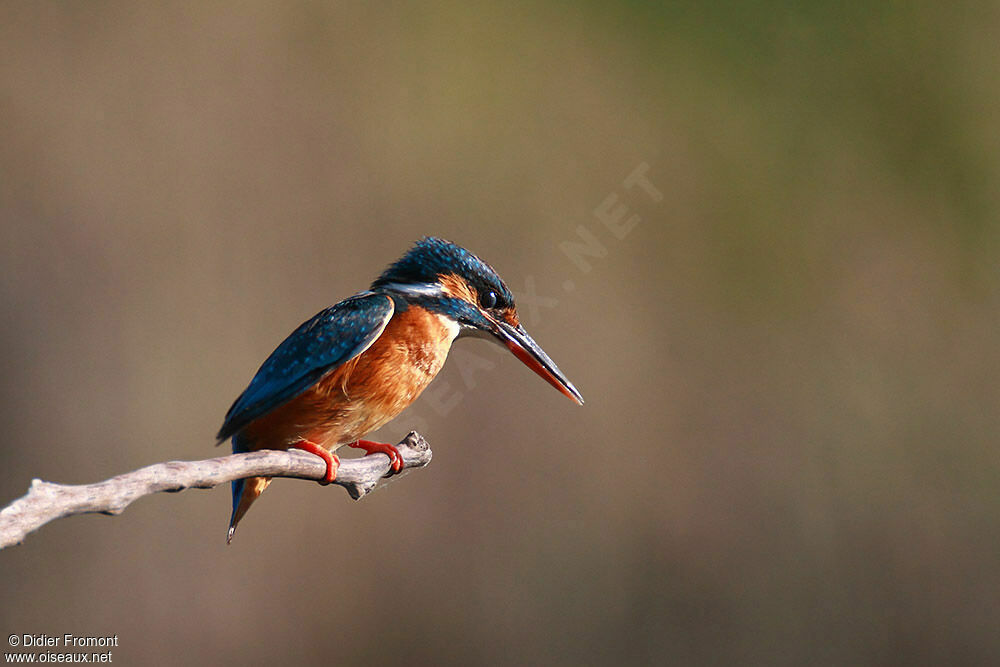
[240,304,458,451]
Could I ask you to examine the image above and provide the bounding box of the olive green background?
[2,3,998,665]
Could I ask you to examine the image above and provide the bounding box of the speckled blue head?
[371,237,513,307]
[371,237,584,405]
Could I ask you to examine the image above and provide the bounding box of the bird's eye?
[480,290,498,309]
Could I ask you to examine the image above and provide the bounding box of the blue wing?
[217,292,394,442]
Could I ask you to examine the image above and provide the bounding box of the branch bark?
[0,431,432,550]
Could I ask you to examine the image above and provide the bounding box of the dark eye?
[480,290,498,309]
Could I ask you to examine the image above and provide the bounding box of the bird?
[217,237,583,542]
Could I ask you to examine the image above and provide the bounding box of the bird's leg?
[291,440,339,485]
[348,439,404,474]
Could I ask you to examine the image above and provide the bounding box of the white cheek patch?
[436,314,461,342]
[381,282,445,298]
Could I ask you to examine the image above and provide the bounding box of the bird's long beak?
[493,320,584,405]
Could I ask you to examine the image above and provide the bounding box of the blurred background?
[1,2,998,665]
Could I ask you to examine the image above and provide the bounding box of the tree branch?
[0,431,432,550]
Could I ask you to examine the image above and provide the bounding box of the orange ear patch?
[439,273,478,303]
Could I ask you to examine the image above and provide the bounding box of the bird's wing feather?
[217,292,394,441]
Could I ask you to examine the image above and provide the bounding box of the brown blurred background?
[1,2,998,665]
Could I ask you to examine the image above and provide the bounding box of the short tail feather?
[227,434,272,544]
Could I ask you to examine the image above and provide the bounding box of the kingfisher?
[217,237,583,542]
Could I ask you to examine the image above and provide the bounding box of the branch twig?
[0,431,432,549]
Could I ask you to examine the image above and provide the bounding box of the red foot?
[348,439,404,474]
[291,440,340,485]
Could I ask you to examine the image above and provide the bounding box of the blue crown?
[372,237,514,306]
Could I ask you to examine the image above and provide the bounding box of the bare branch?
[0,431,432,549]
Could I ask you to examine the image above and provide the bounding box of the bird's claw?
[291,440,340,484]
[348,439,404,475]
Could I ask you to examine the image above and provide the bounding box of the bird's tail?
[228,434,272,544]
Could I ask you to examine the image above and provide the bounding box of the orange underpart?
[239,304,454,452]
[348,439,404,474]
[291,440,340,484]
